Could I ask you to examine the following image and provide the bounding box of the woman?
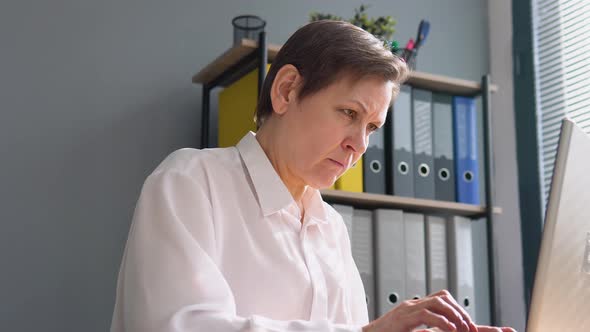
[110,20,515,332]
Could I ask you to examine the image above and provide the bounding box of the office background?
[0,1,525,331]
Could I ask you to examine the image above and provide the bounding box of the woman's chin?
[306,175,339,190]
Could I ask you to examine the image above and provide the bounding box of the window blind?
[532,0,590,212]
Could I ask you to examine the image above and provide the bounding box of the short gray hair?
[255,20,409,129]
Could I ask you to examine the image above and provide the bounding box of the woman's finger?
[475,326,517,332]
[405,307,458,332]
[415,295,469,332]
[427,290,477,332]
[474,326,501,332]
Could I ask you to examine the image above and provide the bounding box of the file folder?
[433,93,456,202]
[373,209,406,316]
[448,216,476,319]
[412,89,435,199]
[331,204,354,244]
[476,98,486,204]
[425,215,448,294]
[390,85,414,197]
[364,127,386,194]
[218,65,270,147]
[351,209,376,320]
[335,158,363,193]
[471,217,491,325]
[403,212,427,301]
[453,96,480,204]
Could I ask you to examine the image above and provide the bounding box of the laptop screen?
[527,119,590,331]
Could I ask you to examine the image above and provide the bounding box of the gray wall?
[1,1,497,331]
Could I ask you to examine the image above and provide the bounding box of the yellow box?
[218,65,271,147]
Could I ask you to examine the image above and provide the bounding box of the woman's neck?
[255,125,307,207]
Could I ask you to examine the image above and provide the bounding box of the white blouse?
[110,132,369,332]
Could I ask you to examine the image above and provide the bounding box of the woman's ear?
[270,64,302,115]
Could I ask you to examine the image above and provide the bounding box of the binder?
[433,93,456,202]
[363,127,386,194]
[389,85,414,197]
[471,217,491,325]
[476,98,486,204]
[218,65,270,147]
[412,89,435,199]
[403,212,427,301]
[373,209,406,317]
[425,215,448,294]
[453,96,480,204]
[331,204,354,243]
[351,209,376,320]
[335,158,363,193]
[447,216,476,319]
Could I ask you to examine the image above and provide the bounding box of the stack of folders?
[331,204,490,324]
[333,85,481,205]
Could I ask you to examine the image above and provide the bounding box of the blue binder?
[453,96,480,204]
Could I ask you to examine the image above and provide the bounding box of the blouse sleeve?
[111,169,365,332]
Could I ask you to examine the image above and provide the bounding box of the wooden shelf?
[319,189,502,218]
[192,39,282,85]
[406,71,498,95]
[192,39,498,95]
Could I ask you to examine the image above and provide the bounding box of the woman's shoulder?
[151,146,240,178]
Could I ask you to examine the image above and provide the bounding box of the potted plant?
[309,5,397,41]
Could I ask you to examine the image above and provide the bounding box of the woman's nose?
[344,128,368,154]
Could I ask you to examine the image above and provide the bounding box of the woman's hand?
[361,290,511,332]
[414,327,516,332]
[472,326,516,332]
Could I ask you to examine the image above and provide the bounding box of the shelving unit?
[192,33,500,325]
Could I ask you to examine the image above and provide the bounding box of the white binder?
[352,209,376,320]
[471,217,491,325]
[403,212,427,301]
[332,204,354,243]
[373,209,406,317]
[425,215,448,294]
[448,216,476,319]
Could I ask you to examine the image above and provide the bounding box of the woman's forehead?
[328,77,393,105]
[331,74,393,93]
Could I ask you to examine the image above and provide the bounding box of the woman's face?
[281,74,393,189]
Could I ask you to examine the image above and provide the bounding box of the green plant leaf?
[309,4,396,39]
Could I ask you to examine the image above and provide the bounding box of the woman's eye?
[368,124,378,132]
[342,109,356,118]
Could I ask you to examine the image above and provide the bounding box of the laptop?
[527,118,590,331]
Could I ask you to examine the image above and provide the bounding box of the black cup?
[232,15,266,46]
